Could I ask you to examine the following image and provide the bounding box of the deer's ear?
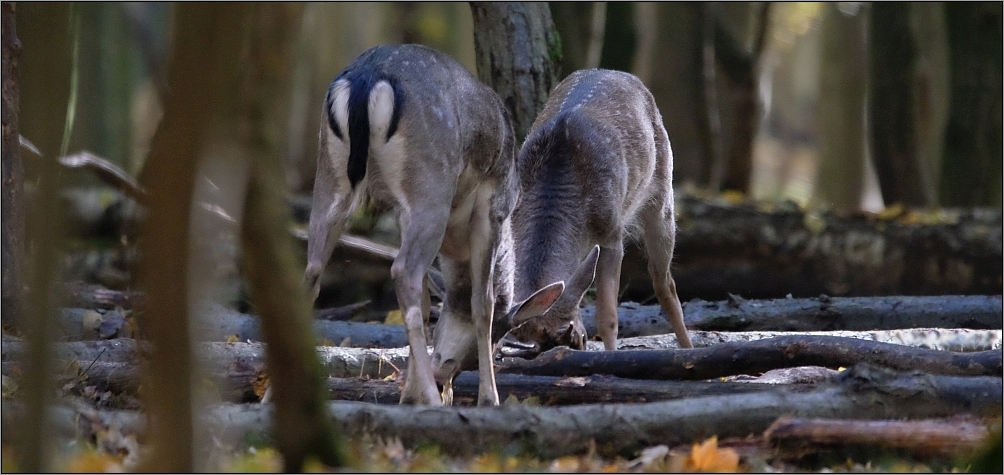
[559,245,600,307]
[510,281,565,325]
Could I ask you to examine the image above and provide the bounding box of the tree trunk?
[815,3,867,211]
[229,3,346,470]
[642,3,707,186]
[11,365,1000,458]
[132,2,218,469]
[501,336,1002,380]
[710,3,770,194]
[469,2,561,142]
[939,3,1003,207]
[869,3,932,207]
[1,1,24,328]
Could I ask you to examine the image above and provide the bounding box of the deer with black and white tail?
[303,44,520,406]
[499,68,695,359]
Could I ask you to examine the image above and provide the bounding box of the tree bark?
[500,335,1002,380]
[1,2,25,328]
[469,2,561,141]
[939,3,1003,207]
[10,365,1000,458]
[869,3,933,207]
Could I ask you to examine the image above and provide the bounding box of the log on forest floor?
[500,335,1003,380]
[50,304,1002,351]
[3,360,830,406]
[3,333,1000,384]
[764,416,992,460]
[5,364,1000,458]
[586,294,1004,337]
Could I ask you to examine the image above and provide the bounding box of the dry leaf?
[385,309,404,325]
[225,334,240,344]
[684,436,739,472]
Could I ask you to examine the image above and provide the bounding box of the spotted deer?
[498,68,694,359]
[303,44,526,406]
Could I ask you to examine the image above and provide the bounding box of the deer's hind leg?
[395,200,452,405]
[639,201,694,349]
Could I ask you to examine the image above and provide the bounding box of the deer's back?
[517,70,670,247]
[338,44,515,202]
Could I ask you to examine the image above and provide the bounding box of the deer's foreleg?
[468,183,501,406]
[595,242,625,351]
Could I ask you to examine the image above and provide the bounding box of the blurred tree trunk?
[869,3,933,207]
[939,3,1003,207]
[710,2,770,194]
[133,2,218,470]
[640,3,707,185]
[598,1,635,72]
[469,2,561,142]
[14,3,71,161]
[2,1,25,327]
[911,3,950,202]
[237,3,348,470]
[550,2,593,76]
[815,3,866,211]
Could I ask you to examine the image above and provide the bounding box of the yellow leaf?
[876,203,905,220]
[684,436,739,472]
[503,394,520,405]
[67,451,122,473]
[803,211,827,234]
[720,189,745,204]
[226,334,240,344]
[385,309,404,325]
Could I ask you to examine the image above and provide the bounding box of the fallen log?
[5,330,1001,383]
[583,294,1004,337]
[48,302,1003,353]
[4,360,800,406]
[56,306,410,348]
[764,416,991,460]
[500,335,1003,379]
[8,364,1000,457]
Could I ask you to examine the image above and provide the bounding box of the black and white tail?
[324,71,404,189]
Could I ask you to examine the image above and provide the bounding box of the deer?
[497,68,695,360]
[303,44,544,406]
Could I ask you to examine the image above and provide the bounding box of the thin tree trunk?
[132,2,219,469]
[815,3,867,211]
[234,3,346,470]
[939,3,1003,207]
[869,3,932,207]
[1,1,25,328]
[469,2,561,141]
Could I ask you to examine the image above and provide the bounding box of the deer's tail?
[324,71,404,190]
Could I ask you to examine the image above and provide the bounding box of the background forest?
[1,1,1001,472]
